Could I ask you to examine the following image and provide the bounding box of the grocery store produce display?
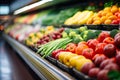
[50,31,120,80]
[65,5,120,25]
[4,1,120,80]
[5,23,120,79]
[25,26,55,46]
[5,24,40,42]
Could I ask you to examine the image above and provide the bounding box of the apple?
[58,28,64,33]
[116,48,120,54]
[51,34,57,40]
[116,53,120,66]
[92,54,103,61]
[103,44,116,58]
[44,37,50,42]
[81,62,95,75]
[56,34,62,39]
[52,49,65,58]
[94,54,107,67]
[100,59,115,69]
[95,43,107,54]
[97,31,110,42]
[88,68,100,78]
[104,63,119,71]
[97,69,109,80]
[69,55,85,68]
[110,57,116,62]
[82,48,95,59]
[114,33,120,39]
[55,52,61,60]
[103,37,114,44]
[53,31,60,36]
[114,36,120,49]
[87,39,99,50]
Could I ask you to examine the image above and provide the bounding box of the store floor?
[0,37,40,80]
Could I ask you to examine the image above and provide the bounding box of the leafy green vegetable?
[42,8,79,26]
[108,70,120,80]
[81,30,96,41]
[94,30,102,38]
[86,6,97,11]
[104,0,113,7]
[37,38,72,57]
[110,29,119,38]
[79,26,88,33]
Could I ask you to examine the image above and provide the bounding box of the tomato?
[87,39,99,50]
[52,49,65,58]
[111,20,119,24]
[82,48,95,59]
[75,44,88,55]
[95,43,107,54]
[97,32,110,42]
[66,43,77,53]
[87,39,92,45]
[103,37,114,44]
[78,41,87,46]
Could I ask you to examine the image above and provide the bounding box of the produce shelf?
[62,24,120,30]
[3,34,75,80]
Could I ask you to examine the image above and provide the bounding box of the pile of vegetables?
[42,8,79,26]
[62,26,101,43]
[37,38,72,57]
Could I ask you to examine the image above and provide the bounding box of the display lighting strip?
[14,0,52,15]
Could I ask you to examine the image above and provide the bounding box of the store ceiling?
[0,0,15,5]
[0,0,38,5]
[0,0,38,15]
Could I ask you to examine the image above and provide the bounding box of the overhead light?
[14,0,52,15]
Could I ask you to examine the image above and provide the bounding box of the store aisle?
[0,38,39,80]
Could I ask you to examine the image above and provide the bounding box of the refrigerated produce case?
[3,34,76,80]
[2,0,120,80]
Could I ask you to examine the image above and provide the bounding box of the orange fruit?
[108,15,117,20]
[101,11,108,16]
[93,16,100,21]
[97,10,103,17]
[111,5,118,13]
[100,16,107,23]
[93,20,101,25]
[104,7,111,12]
[106,12,113,17]
[104,19,112,24]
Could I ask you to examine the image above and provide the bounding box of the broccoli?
[81,30,96,41]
